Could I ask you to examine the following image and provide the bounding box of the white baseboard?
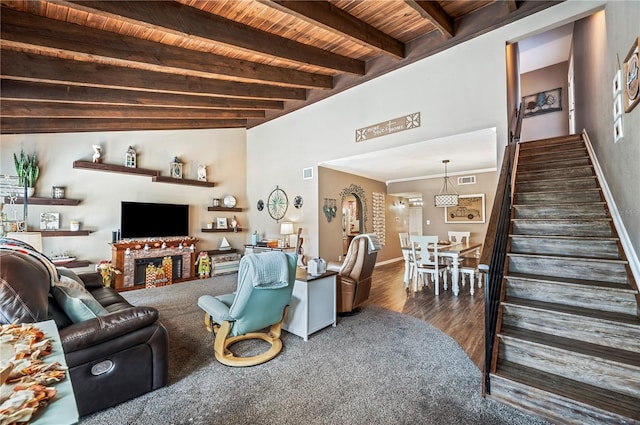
[375,257,404,267]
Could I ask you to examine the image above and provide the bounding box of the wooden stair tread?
[516,176,596,184]
[506,272,634,292]
[503,297,640,326]
[509,234,618,241]
[493,361,640,420]
[519,135,583,148]
[499,325,640,367]
[512,201,607,208]
[516,157,590,168]
[514,188,601,195]
[518,148,588,161]
[507,252,626,265]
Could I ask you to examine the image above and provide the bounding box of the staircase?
[486,134,640,424]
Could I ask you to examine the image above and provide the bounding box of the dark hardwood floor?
[365,260,485,369]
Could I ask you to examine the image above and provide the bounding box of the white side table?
[283,269,337,341]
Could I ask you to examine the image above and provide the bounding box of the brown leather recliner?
[327,234,380,314]
[0,245,169,417]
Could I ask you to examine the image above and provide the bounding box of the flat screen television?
[120,201,189,239]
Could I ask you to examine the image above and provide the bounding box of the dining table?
[402,240,482,296]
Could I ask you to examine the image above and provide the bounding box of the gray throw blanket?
[243,251,289,289]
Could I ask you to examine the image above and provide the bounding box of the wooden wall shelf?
[41,230,91,237]
[62,260,91,268]
[201,228,243,233]
[3,197,81,205]
[152,176,215,187]
[206,248,238,255]
[207,206,242,212]
[73,160,158,176]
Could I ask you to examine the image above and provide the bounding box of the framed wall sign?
[444,194,485,224]
[623,36,639,112]
[522,88,562,117]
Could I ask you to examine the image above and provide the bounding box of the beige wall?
[520,62,570,141]
[573,4,640,263]
[317,167,394,263]
[1,129,247,269]
[388,171,497,247]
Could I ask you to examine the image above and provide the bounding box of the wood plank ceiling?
[0,0,561,134]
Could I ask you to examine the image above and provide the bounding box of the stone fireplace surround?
[111,237,198,291]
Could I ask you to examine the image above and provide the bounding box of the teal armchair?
[198,251,297,366]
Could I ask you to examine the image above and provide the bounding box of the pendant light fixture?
[434,159,459,207]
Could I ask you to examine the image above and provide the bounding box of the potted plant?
[13,150,39,197]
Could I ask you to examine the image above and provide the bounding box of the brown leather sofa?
[0,246,169,416]
[327,234,379,314]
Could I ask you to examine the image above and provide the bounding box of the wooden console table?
[111,237,198,291]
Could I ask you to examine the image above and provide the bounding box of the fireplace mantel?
[111,237,198,291]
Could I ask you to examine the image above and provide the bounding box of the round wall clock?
[267,186,288,221]
[223,195,237,208]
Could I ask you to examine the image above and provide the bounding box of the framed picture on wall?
[40,212,60,230]
[623,36,639,112]
[522,87,563,118]
[215,217,228,229]
[445,194,485,224]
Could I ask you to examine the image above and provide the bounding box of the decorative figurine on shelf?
[231,215,239,232]
[195,251,211,279]
[170,156,183,179]
[125,146,137,168]
[197,165,207,182]
[92,145,102,163]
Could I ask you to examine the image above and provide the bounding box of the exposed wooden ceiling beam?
[267,1,405,59]
[406,1,454,39]
[65,0,365,75]
[0,100,265,119]
[0,118,247,134]
[0,80,284,110]
[0,50,307,101]
[0,7,332,90]
[506,1,519,13]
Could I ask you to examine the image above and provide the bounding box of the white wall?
[1,129,246,268]
[246,1,605,258]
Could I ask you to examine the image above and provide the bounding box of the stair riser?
[488,376,636,425]
[518,149,588,164]
[498,338,640,398]
[516,178,597,193]
[501,304,640,353]
[518,157,591,172]
[513,204,608,219]
[511,221,613,237]
[509,237,620,258]
[517,166,594,182]
[508,256,628,283]
[515,191,602,204]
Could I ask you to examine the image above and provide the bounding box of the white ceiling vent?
[302,167,313,180]
[457,175,476,185]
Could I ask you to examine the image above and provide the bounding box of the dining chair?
[409,235,441,294]
[447,231,470,244]
[398,232,414,288]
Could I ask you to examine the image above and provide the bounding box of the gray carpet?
[79,275,549,425]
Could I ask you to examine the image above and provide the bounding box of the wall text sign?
[355,112,420,142]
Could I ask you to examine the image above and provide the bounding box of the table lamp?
[280,222,294,248]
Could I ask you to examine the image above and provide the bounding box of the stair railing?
[479,105,522,395]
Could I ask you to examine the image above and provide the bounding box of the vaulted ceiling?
[0,0,560,134]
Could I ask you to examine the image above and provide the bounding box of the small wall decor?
[614,116,624,143]
[372,192,386,246]
[355,112,420,142]
[257,199,264,211]
[623,36,639,112]
[445,194,485,224]
[267,186,288,221]
[323,198,336,222]
[40,212,60,230]
[197,165,207,182]
[294,195,303,209]
[522,88,562,117]
[216,217,228,229]
[92,145,102,163]
[170,156,183,179]
[125,146,137,168]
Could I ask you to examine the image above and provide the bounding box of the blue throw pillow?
[51,276,108,323]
